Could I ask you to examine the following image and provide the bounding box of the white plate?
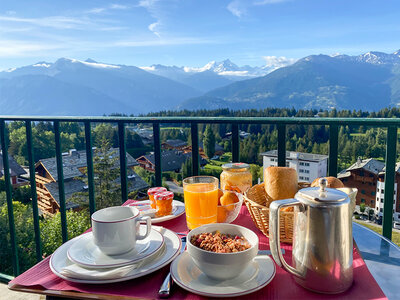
[50,227,181,284]
[170,251,276,298]
[128,200,185,224]
[67,228,164,269]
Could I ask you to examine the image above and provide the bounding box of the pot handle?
[269,199,303,278]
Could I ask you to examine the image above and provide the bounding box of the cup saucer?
[67,228,164,269]
[170,251,276,298]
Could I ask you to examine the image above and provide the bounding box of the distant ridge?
[179,50,400,111]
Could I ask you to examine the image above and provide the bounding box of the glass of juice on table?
[183,176,219,230]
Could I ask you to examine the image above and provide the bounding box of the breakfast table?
[8,200,397,299]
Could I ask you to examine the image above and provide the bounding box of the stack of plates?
[50,226,181,284]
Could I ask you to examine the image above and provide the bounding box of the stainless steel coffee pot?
[269,178,353,294]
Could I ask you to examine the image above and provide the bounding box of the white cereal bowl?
[186,223,259,280]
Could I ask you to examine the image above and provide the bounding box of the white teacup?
[91,206,151,255]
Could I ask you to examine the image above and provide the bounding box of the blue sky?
[0,0,399,70]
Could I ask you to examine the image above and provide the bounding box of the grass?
[354,220,400,247]
[203,164,223,171]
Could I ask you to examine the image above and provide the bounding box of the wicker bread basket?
[244,182,310,244]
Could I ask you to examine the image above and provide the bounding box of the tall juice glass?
[183,176,219,230]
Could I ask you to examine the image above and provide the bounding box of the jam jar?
[220,163,252,194]
[154,191,174,217]
[147,187,167,209]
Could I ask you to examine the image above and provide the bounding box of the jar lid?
[147,187,167,195]
[222,162,250,171]
[154,191,174,200]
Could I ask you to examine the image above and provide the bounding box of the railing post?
[118,122,128,203]
[25,121,42,262]
[383,125,397,240]
[329,124,339,177]
[277,124,286,167]
[84,122,96,215]
[153,122,162,186]
[232,124,240,162]
[191,122,199,176]
[0,120,20,276]
[54,121,68,243]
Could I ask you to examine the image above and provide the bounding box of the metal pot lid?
[296,178,349,204]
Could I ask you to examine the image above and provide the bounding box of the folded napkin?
[60,262,139,280]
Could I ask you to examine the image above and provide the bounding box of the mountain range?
[0,50,399,115]
[181,50,400,111]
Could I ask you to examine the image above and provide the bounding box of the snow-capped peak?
[54,57,120,69]
[356,51,400,65]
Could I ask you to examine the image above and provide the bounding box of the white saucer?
[50,226,181,284]
[67,228,164,269]
[170,251,276,298]
[128,200,185,224]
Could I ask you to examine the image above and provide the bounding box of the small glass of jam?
[147,187,167,209]
[154,191,174,217]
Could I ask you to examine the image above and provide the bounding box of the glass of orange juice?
[183,176,219,230]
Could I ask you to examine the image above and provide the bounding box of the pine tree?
[203,125,215,159]
[71,139,122,210]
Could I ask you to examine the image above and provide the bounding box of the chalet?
[338,158,384,208]
[135,129,153,145]
[162,139,187,151]
[0,153,28,187]
[339,158,400,222]
[182,142,224,159]
[136,150,207,173]
[35,148,148,216]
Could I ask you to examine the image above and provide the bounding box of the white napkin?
[60,263,139,280]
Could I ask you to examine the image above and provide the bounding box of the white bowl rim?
[187,223,258,256]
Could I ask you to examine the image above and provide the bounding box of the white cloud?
[0,15,89,29]
[262,55,297,70]
[138,0,159,9]
[115,36,215,47]
[86,4,129,14]
[110,4,129,10]
[148,22,161,37]
[227,0,246,18]
[0,40,62,57]
[87,7,106,14]
[254,0,290,5]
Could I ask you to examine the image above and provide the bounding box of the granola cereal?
[190,231,251,253]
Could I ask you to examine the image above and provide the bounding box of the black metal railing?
[0,116,398,281]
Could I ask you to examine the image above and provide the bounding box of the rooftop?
[39,148,138,181]
[0,153,27,177]
[260,150,328,162]
[347,158,385,175]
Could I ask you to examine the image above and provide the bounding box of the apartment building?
[260,150,328,183]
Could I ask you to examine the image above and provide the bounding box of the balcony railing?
[0,116,398,281]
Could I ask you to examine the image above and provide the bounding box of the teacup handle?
[137,216,151,240]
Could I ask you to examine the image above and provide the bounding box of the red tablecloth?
[9,200,387,299]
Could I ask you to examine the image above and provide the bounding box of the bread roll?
[311,177,344,188]
[264,167,298,201]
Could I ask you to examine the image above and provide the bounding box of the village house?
[161,139,187,151]
[136,150,207,173]
[34,148,148,216]
[0,153,28,188]
[338,158,400,222]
